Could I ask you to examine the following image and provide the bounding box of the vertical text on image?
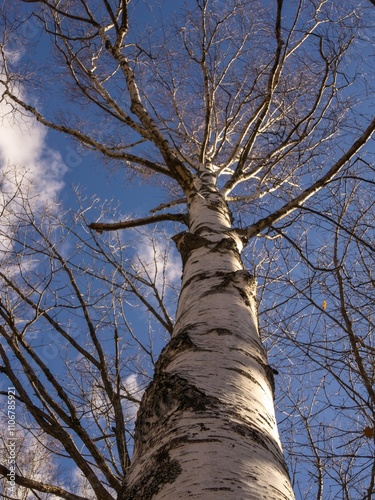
[6,387,17,495]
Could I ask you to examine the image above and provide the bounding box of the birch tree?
[0,0,374,498]
[0,424,63,499]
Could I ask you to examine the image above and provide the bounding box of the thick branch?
[0,327,120,496]
[21,0,100,26]
[299,207,375,254]
[107,45,193,189]
[149,198,187,213]
[334,254,375,406]
[244,116,375,239]
[0,464,90,500]
[89,212,188,233]
[223,0,285,189]
[0,91,172,178]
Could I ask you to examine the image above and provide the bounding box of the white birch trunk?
[124,168,295,499]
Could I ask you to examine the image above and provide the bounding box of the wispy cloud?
[123,373,144,421]
[0,96,67,207]
[136,233,182,287]
[0,83,68,277]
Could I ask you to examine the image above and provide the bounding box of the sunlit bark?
[125,168,294,498]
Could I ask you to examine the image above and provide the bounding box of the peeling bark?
[125,170,294,499]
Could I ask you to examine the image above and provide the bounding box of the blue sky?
[0,0,183,219]
[0,1,374,498]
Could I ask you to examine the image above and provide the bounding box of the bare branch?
[0,464,89,500]
[244,117,375,239]
[89,212,188,233]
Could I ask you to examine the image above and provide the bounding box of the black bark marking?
[194,225,226,235]
[201,269,256,300]
[226,366,260,387]
[134,370,220,456]
[202,272,235,296]
[123,447,182,500]
[173,230,243,267]
[199,422,210,431]
[208,327,232,336]
[212,237,239,254]
[263,364,278,399]
[230,422,269,450]
[237,287,252,308]
[172,231,209,265]
[180,269,228,293]
[228,359,277,399]
[156,330,199,370]
[156,327,212,371]
[203,487,234,491]
[230,423,291,479]
[128,369,221,498]
[235,227,250,245]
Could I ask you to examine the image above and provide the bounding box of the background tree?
[0,421,65,499]
[0,169,172,499]
[0,0,374,498]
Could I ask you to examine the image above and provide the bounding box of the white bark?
[125,168,294,499]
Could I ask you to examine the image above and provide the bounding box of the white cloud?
[123,373,144,421]
[70,465,95,497]
[0,428,60,499]
[0,97,67,207]
[136,234,182,287]
[0,82,68,264]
